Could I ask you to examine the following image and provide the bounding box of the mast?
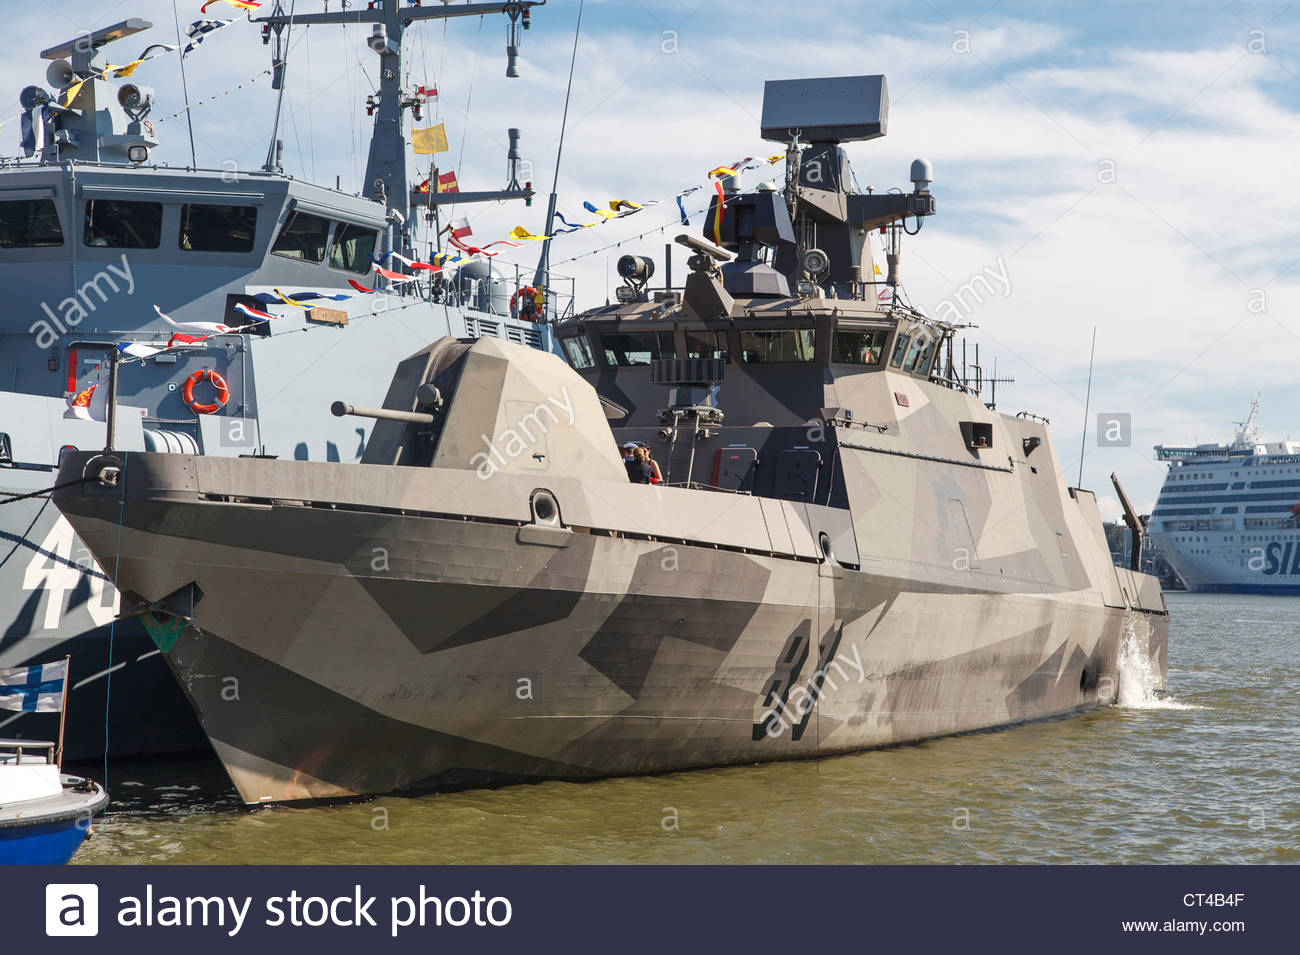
[254,0,543,246]
[532,0,583,297]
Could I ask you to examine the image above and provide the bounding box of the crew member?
[626,446,654,484]
[639,443,663,485]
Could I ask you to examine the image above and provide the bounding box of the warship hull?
[54,450,1169,804]
[1,464,206,758]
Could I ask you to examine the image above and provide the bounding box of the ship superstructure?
[1,2,558,757]
[1148,398,1300,593]
[53,75,1169,804]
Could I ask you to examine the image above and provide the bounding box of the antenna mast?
[1077,326,1097,489]
[532,0,583,303]
[253,0,545,249]
[262,0,292,173]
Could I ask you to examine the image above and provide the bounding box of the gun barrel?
[331,402,436,425]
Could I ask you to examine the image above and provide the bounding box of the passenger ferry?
[1148,399,1300,594]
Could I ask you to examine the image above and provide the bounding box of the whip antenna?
[532,0,583,304]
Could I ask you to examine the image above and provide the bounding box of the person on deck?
[639,443,663,485]
[625,446,654,484]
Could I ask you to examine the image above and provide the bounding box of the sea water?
[72,593,1298,865]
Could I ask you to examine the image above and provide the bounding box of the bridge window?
[685,329,729,361]
[271,210,331,263]
[330,223,379,274]
[561,335,595,369]
[83,199,162,249]
[889,332,911,367]
[602,332,676,366]
[903,335,932,373]
[179,204,258,253]
[0,198,64,248]
[833,329,886,365]
[738,329,814,363]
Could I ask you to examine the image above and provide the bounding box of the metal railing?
[0,739,55,766]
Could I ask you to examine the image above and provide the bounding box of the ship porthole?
[531,490,560,526]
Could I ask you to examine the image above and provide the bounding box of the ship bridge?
[547,77,1023,512]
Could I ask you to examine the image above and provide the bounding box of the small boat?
[0,740,107,864]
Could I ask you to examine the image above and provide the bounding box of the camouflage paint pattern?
[55,336,1168,804]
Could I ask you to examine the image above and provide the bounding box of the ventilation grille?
[650,357,726,386]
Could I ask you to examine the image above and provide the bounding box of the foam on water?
[1116,612,1202,710]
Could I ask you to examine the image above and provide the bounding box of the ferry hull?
[55,456,1169,804]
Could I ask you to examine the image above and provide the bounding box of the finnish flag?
[0,660,68,713]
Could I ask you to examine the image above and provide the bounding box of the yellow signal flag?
[61,81,85,107]
[411,123,450,155]
[509,225,551,242]
[273,288,311,309]
[874,264,882,276]
[111,59,145,78]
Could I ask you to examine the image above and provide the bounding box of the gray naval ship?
[1,2,555,758]
[54,76,1170,803]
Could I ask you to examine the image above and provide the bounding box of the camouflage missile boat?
[52,76,1169,804]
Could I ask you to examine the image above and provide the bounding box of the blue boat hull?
[0,816,90,865]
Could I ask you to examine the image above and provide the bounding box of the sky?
[4,0,1300,517]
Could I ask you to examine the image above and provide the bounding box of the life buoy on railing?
[510,285,543,321]
[182,368,230,415]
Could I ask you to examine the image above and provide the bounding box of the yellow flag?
[111,59,145,78]
[874,264,882,276]
[766,154,784,164]
[411,123,449,155]
[510,226,550,242]
[273,288,310,309]
[609,200,642,212]
[61,81,85,107]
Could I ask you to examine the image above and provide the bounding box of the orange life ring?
[182,368,230,415]
[511,286,539,321]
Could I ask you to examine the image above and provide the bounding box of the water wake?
[1115,613,1202,711]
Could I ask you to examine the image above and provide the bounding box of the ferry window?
[329,223,378,274]
[83,199,162,249]
[271,210,331,263]
[602,332,675,366]
[561,335,595,369]
[0,199,64,248]
[889,332,911,367]
[179,204,257,253]
[738,329,814,363]
[834,330,885,365]
[685,330,729,361]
